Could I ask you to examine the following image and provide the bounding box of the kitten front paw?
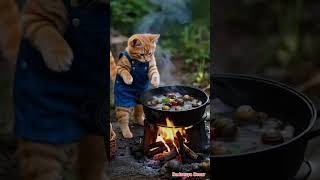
[120,126,133,139]
[151,76,160,88]
[123,75,133,85]
[42,44,74,72]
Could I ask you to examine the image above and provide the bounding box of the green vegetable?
[162,98,171,103]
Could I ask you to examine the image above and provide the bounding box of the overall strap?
[119,51,149,67]
[119,51,133,64]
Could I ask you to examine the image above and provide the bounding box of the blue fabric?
[14,1,109,144]
[114,51,150,107]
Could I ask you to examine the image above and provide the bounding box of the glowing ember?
[155,118,192,153]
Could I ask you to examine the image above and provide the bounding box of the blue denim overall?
[114,51,150,107]
[14,1,109,144]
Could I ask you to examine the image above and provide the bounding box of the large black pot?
[211,74,320,180]
[140,85,209,127]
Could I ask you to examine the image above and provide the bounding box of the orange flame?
[155,118,192,153]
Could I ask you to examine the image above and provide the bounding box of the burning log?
[176,131,199,163]
[176,131,186,163]
[183,144,199,160]
[147,146,168,157]
[147,141,164,149]
[159,148,178,165]
[146,141,175,157]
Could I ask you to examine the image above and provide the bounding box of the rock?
[199,159,210,172]
[166,159,182,172]
[191,163,201,172]
[133,151,144,160]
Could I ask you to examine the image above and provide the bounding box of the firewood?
[176,131,186,163]
[183,144,198,160]
[159,148,178,163]
[147,141,164,149]
[147,146,167,157]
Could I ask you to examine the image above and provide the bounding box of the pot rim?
[211,73,317,158]
[140,85,210,113]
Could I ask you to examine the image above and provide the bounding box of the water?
[212,98,295,155]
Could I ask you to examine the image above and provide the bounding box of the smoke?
[155,48,178,85]
[134,0,192,85]
[135,0,191,33]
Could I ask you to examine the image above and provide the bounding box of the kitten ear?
[129,37,143,47]
[149,34,160,44]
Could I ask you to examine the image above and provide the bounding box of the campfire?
[144,118,203,165]
[126,110,210,178]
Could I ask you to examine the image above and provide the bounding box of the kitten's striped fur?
[0,1,109,180]
[110,51,117,81]
[0,0,21,71]
[116,34,160,138]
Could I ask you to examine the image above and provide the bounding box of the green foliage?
[169,23,210,85]
[236,0,304,67]
[272,0,303,67]
[111,0,152,34]
[111,0,210,86]
[160,22,210,86]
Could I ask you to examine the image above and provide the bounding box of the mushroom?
[162,105,170,111]
[256,112,269,127]
[175,106,182,111]
[192,101,199,107]
[151,98,161,105]
[183,95,192,101]
[233,105,257,125]
[176,98,184,106]
[212,118,239,140]
[262,128,284,145]
[264,118,284,130]
[192,99,202,107]
[281,125,295,141]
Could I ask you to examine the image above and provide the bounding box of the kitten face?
[127,34,160,63]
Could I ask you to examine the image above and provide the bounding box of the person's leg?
[75,135,107,180]
[16,139,68,180]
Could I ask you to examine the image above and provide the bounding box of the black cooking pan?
[211,73,320,180]
[140,85,209,127]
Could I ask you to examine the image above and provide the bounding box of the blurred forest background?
[213,1,320,179]
[111,0,210,88]
[213,0,320,104]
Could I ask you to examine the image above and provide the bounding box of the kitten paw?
[119,123,133,138]
[135,116,145,126]
[123,75,133,85]
[151,76,160,88]
[122,129,133,139]
[42,44,74,72]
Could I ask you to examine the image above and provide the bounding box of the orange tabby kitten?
[0,1,109,180]
[110,51,117,81]
[114,34,160,138]
[23,0,108,72]
[0,0,21,71]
